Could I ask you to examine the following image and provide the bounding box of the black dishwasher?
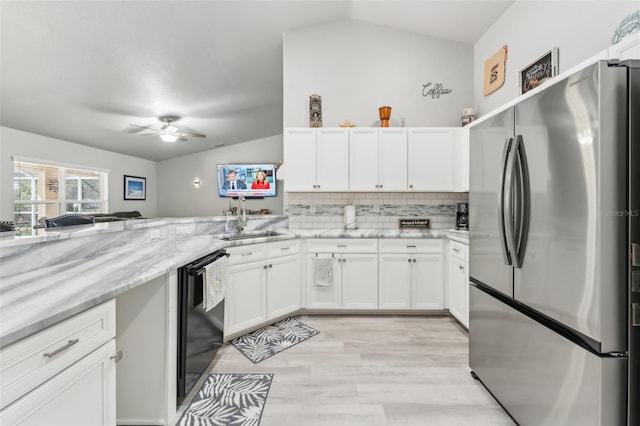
[177,249,229,402]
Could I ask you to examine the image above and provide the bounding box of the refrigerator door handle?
[504,135,520,268]
[514,135,531,268]
[498,137,514,265]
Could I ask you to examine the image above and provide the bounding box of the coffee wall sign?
[519,47,559,95]
[422,82,452,99]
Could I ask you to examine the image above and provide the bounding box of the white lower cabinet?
[266,253,302,319]
[0,300,117,426]
[225,240,301,338]
[448,240,469,327]
[225,257,268,337]
[306,238,378,309]
[378,239,444,310]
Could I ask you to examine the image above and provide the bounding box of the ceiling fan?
[128,115,206,142]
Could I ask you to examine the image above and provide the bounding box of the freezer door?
[513,62,627,351]
[470,285,626,426]
[469,109,514,297]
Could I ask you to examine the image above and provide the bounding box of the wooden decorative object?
[309,94,322,127]
[483,45,508,96]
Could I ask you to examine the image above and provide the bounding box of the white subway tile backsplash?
[286,191,467,230]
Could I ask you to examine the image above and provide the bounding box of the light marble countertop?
[0,224,467,347]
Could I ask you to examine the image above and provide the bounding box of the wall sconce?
[193,177,201,189]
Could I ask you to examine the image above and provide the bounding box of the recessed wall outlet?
[176,224,195,235]
[309,204,316,214]
[150,229,163,240]
[372,203,380,213]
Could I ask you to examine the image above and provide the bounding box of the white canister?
[344,205,357,229]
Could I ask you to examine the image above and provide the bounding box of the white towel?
[314,257,334,287]
[203,256,228,311]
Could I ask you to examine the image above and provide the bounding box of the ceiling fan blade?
[178,132,206,138]
[128,124,159,133]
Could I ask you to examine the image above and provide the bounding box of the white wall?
[473,1,638,116]
[284,20,474,128]
[156,134,284,217]
[0,126,157,221]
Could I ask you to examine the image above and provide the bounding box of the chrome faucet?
[236,195,246,233]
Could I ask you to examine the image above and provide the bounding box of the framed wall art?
[124,175,146,200]
[519,47,559,95]
[483,45,508,96]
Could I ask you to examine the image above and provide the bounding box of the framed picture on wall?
[124,175,146,200]
[519,47,559,95]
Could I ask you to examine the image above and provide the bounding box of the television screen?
[216,164,277,198]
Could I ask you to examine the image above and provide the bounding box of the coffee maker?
[456,203,469,230]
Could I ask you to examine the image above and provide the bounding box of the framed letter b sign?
[483,45,508,96]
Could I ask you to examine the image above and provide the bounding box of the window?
[13,159,109,235]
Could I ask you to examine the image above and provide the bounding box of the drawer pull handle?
[406,245,416,248]
[453,248,460,253]
[241,252,253,256]
[280,247,290,250]
[44,339,79,358]
[337,245,347,248]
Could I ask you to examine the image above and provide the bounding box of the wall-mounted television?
[216,164,277,198]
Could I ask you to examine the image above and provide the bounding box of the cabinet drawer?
[226,243,267,265]
[306,238,377,253]
[0,299,116,409]
[449,240,467,261]
[379,238,443,253]
[267,239,300,258]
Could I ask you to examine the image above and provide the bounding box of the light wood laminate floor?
[177,315,516,426]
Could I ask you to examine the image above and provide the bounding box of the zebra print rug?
[176,373,273,426]
[231,317,320,363]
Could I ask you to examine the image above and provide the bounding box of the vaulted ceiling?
[0,1,514,161]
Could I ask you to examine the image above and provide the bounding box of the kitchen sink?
[220,230,285,241]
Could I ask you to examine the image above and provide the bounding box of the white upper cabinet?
[349,128,379,191]
[285,127,464,192]
[408,128,454,191]
[284,128,349,192]
[350,128,407,191]
[379,128,408,191]
[316,128,350,191]
[283,128,317,191]
[452,127,469,192]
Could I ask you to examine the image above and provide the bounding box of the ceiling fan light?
[160,133,178,143]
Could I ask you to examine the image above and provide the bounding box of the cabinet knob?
[412,259,417,263]
[459,265,464,270]
[110,350,123,363]
[407,259,412,263]
[409,184,413,189]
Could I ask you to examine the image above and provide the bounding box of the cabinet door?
[266,254,301,320]
[316,128,349,191]
[349,128,379,191]
[411,254,444,309]
[408,128,453,191]
[284,128,317,191]
[378,253,411,309]
[341,253,378,309]
[306,254,342,309]
[379,128,408,191]
[0,339,116,426]
[452,127,469,192]
[225,260,266,336]
[448,256,467,325]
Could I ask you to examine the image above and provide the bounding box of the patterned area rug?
[231,317,320,363]
[176,373,273,426]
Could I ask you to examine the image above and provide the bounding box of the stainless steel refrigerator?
[468,59,639,426]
